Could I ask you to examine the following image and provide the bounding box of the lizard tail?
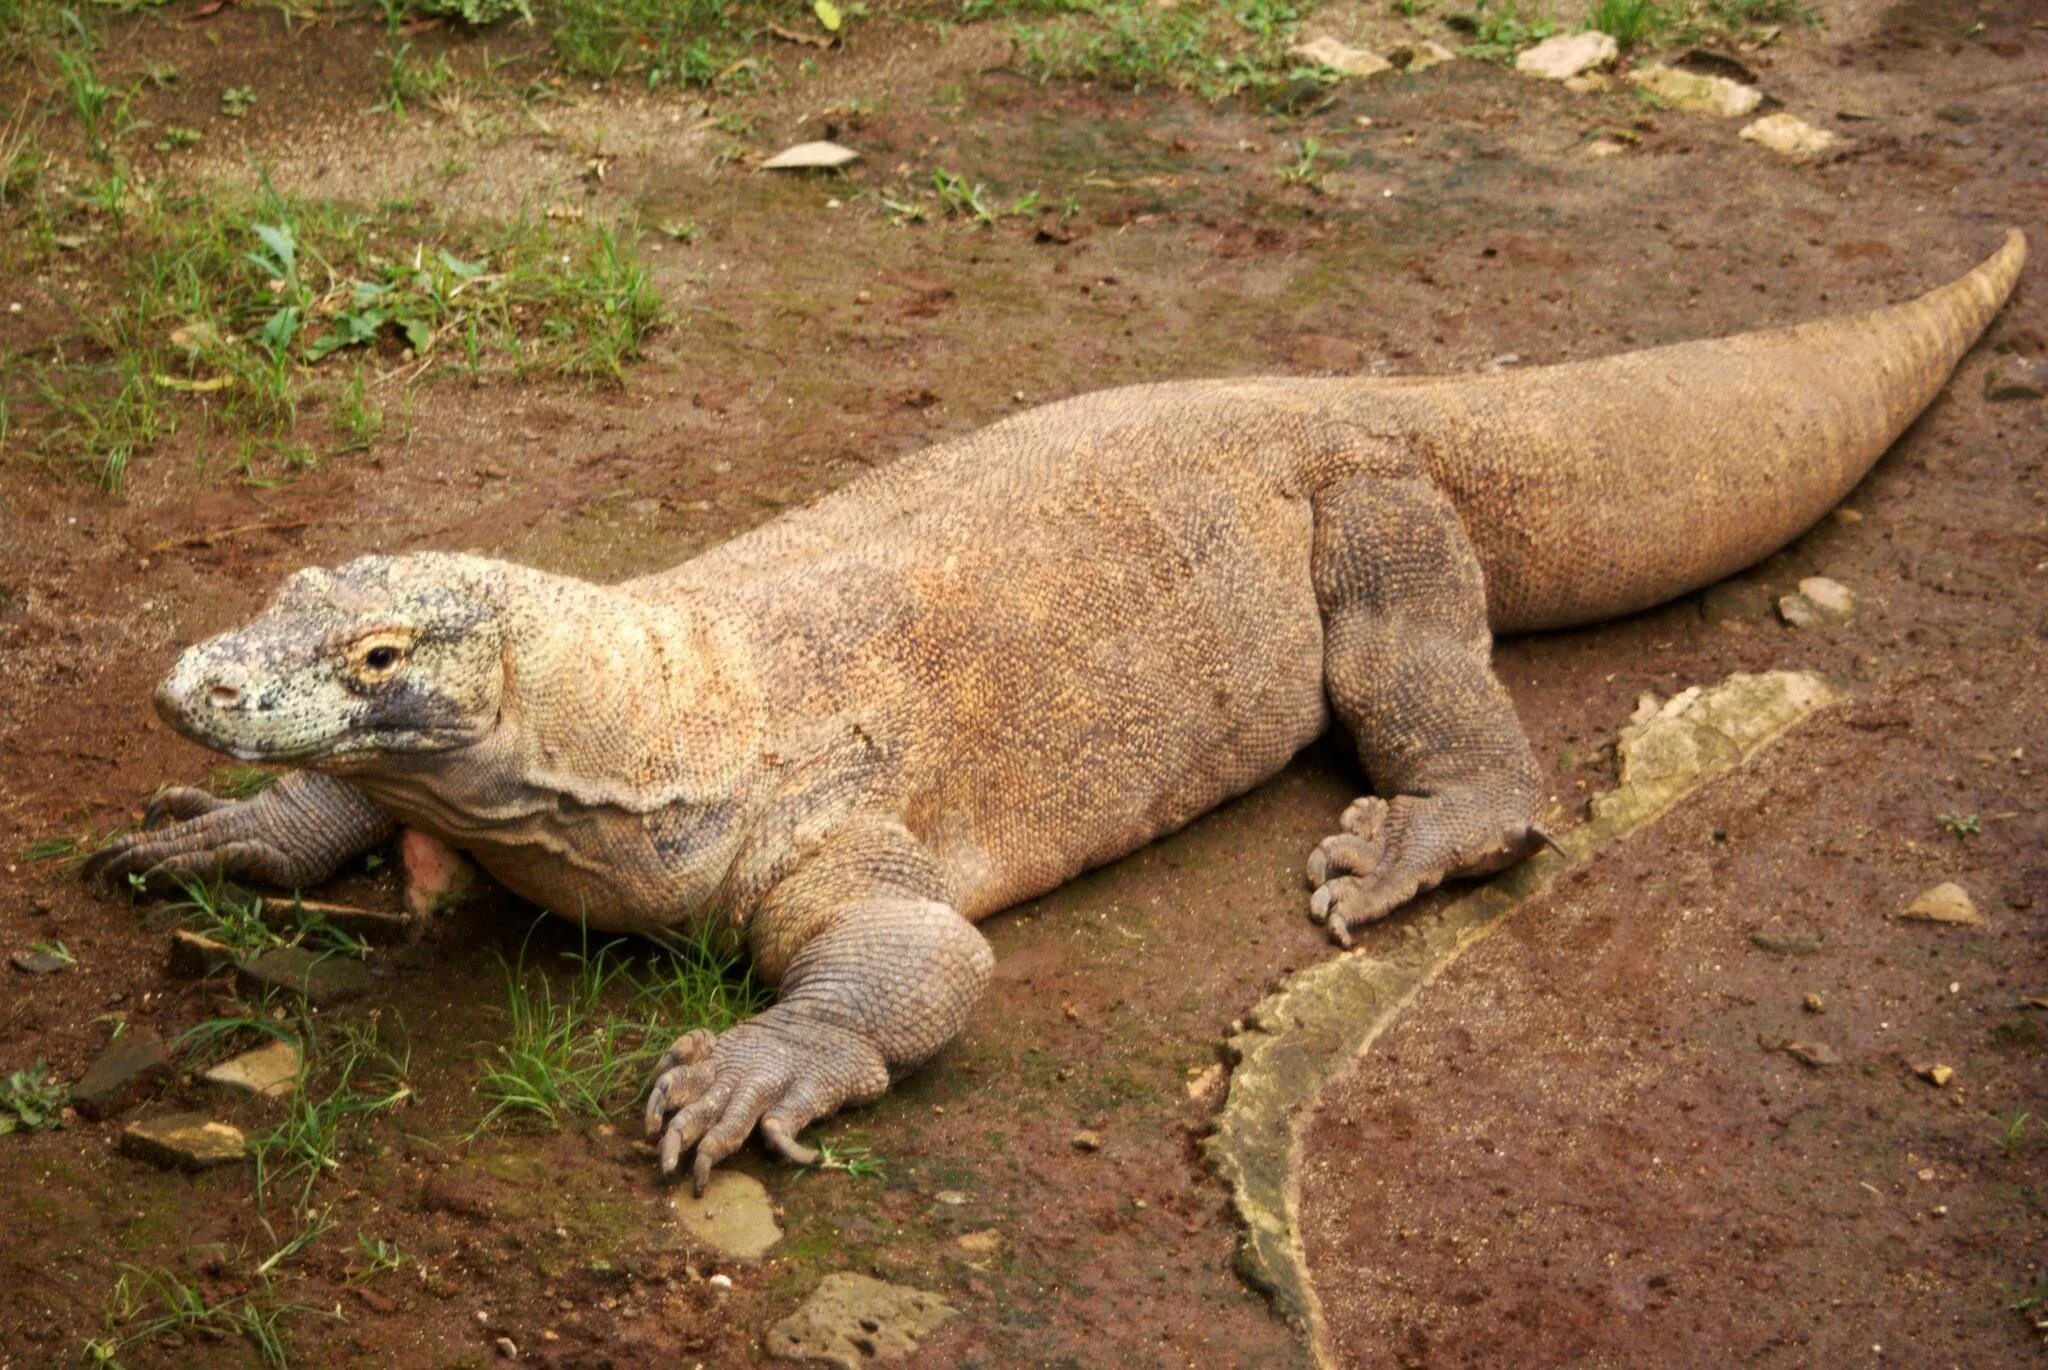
[1402,229,2028,633]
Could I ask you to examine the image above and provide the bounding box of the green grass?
[206,765,279,800]
[0,1060,68,1133]
[84,1258,332,1368]
[975,0,1314,100]
[539,0,820,91]
[1589,0,1662,44]
[251,1017,413,1209]
[3,176,663,490]
[477,929,766,1131]
[149,873,371,960]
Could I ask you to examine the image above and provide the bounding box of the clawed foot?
[1304,795,1542,947]
[643,1013,889,1193]
[83,786,286,888]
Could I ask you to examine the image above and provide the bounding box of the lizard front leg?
[83,770,398,890]
[644,827,992,1190]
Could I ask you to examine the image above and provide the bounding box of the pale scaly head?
[154,553,504,766]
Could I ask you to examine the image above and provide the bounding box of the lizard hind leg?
[1306,476,1546,947]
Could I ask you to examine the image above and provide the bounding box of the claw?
[762,1116,819,1167]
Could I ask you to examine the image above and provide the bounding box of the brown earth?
[1,0,2044,1365]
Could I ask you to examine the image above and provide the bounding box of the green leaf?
[250,222,296,276]
[400,317,432,353]
[813,0,842,31]
[438,249,486,279]
[259,305,300,354]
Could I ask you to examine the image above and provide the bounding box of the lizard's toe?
[144,786,230,829]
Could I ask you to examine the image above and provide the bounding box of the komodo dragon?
[88,231,2026,1190]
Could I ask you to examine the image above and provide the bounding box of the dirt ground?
[2,0,2044,1364]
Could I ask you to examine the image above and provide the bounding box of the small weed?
[20,835,81,862]
[1278,136,1325,192]
[1937,811,1981,838]
[0,1060,68,1133]
[153,874,283,956]
[220,85,258,118]
[382,40,459,115]
[206,764,279,799]
[152,124,203,153]
[1590,0,1663,44]
[2001,1111,2032,1158]
[84,1262,328,1368]
[348,1233,409,1282]
[29,939,75,966]
[1454,0,1555,60]
[812,1140,885,1177]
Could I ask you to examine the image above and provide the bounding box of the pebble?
[1900,882,1985,927]
[495,1335,519,1359]
[1287,36,1392,78]
[1751,930,1824,957]
[1803,992,1825,1013]
[1919,1063,1955,1087]
[1778,576,1854,627]
[766,1273,956,1367]
[955,1229,1002,1256]
[1514,31,1616,82]
[201,1038,302,1099]
[1984,355,2048,401]
[761,141,860,171]
[1071,1129,1103,1151]
[934,1190,967,1206]
[1740,112,1842,162]
[669,1170,783,1261]
[10,949,70,975]
[1627,63,1763,118]
[119,1112,248,1170]
[71,1030,173,1121]
[708,1273,734,1290]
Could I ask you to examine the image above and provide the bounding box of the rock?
[236,946,373,1006]
[934,1189,967,1206]
[1386,40,1456,73]
[1186,1062,1226,1107]
[201,1038,301,1099]
[262,896,413,946]
[1515,32,1617,81]
[766,1273,957,1368]
[1288,36,1391,78]
[167,929,234,978]
[1803,992,1825,1013]
[1740,112,1841,162]
[119,1113,248,1170]
[10,949,70,975]
[669,1170,782,1261]
[760,141,859,171]
[1984,355,2048,401]
[708,1273,734,1290]
[1919,1063,1954,1087]
[402,828,476,921]
[955,1229,1002,1256]
[1778,576,1854,627]
[494,1336,518,1359]
[1564,73,1611,94]
[1584,136,1628,159]
[1900,882,1984,927]
[1071,1129,1103,1151]
[1627,63,1763,118]
[1750,930,1823,956]
[72,1030,173,1121]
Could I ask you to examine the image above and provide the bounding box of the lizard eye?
[365,646,401,671]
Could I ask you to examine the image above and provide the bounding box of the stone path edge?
[1202,671,1840,1365]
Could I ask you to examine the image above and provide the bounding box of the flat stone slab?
[761,140,859,170]
[72,1030,173,1121]
[669,1170,782,1261]
[236,946,372,1006]
[1206,670,1837,1353]
[201,1038,301,1099]
[167,928,235,978]
[10,949,70,975]
[1628,62,1763,117]
[119,1113,248,1170]
[1515,31,1615,81]
[766,1273,956,1367]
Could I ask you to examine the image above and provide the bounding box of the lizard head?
[153,553,504,766]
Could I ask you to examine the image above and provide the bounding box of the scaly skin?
[88,232,2026,1188]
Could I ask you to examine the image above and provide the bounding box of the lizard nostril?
[208,684,241,708]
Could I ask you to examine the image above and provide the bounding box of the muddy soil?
[2,0,2044,1364]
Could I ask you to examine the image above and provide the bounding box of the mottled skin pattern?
[88,233,2025,1189]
